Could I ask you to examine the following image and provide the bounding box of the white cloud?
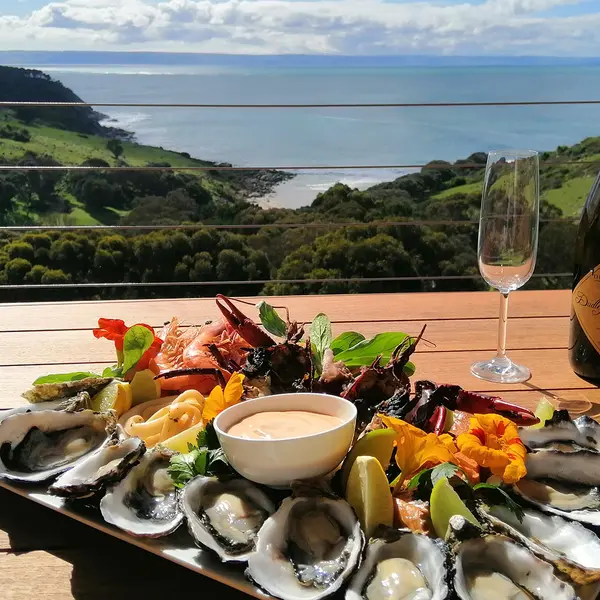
[0,0,598,55]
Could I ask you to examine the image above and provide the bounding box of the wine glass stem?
[497,292,509,360]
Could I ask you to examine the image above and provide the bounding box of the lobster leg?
[154,368,227,388]
[447,388,539,426]
[216,295,276,348]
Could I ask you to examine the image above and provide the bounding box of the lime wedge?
[430,476,480,540]
[529,399,556,429]
[130,369,161,406]
[91,381,132,417]
[161,423,206,454]
[345,455,394,538]
[341,428,397,491]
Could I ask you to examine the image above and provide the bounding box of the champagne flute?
[471,149,540,384]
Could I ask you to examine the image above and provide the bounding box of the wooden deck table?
[0,290,597,599]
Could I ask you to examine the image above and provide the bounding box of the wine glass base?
[470,357,531,384]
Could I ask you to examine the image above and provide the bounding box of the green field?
[542,176,595,217]
[433,182,482,199]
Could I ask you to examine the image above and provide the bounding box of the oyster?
[454,533,578,600]
[22,377,113,404]
[480,503,600,585]
[525,447,600,486]
[247,495,363,600]
[346,528,451,600]
[513,479,600,527]
[49,436,145,499]
[100,448,184,538]
[181,476,276,562]
[520,411,600,451]
[0,409,114,483]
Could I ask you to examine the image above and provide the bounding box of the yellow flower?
[202,373,245,422]
[380,415,456,483]
[456,414,527,484]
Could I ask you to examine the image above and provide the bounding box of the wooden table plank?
[0,317,570,367]
[0,290,571,332]
[1,349,593,410]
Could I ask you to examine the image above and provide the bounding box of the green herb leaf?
[473,483,525,522]
[431,463,460,486]
[102,365,123,378]
[196,428,208,450]
[310,313,333,357]
[331,332,366,356]
[193,449,209,475]
[207,448,231,475]
[407,467,433,491]
[167,451,203,488]
[256,301,287,338]
[204,421,221,450]
[335,333,411,367]
[33,372,100,385]
[121,325,155,374]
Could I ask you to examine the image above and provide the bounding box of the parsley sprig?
[167,422,233,488]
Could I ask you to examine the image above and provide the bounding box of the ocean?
[6,56,600,208]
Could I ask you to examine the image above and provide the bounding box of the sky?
[0,0,599,56]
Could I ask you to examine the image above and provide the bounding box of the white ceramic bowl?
[214,393,357,487]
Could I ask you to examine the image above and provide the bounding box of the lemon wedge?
[430,476,480,540]
[91,381,132,417]
[529,398,556,429]
[161,423,206,454]
[341,428,397,491]
[345,455,394,538]
[130,369,161,406]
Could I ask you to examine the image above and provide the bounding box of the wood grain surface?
[0,289,596,600]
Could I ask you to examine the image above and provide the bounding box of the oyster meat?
[49,436,145,499]
[480,503,600,585]
[513,479,600,527]
[22,377,113,404]
[0,409,113,483]
[247,495,363,600]
[100,448,184,538]
[346,528,450,600]
[454,533,578,600]
[181,476,275,562]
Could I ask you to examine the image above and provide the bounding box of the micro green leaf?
[121,325,155,374]
[256,301,287,338]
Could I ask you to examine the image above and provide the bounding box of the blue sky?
[1,0,599,55]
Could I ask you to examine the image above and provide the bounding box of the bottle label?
[573,265,600,353]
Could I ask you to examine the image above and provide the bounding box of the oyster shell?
[0,409,114,483]
[247,495,363,600]
[520,411,600,451]
[525,447,600,487]
[346,528,451,600]
[100,448,184,538]
[479,503,600,585]
[513,479,600,527]
[181,476,276,562]
[22,377,113,404]
[454,533,578,600]
[49,436,145,499]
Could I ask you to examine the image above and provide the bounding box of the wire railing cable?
[0,273,572,291]
[3,100,600,108]
[1,160,599,172]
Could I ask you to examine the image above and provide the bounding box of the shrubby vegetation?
[0,65,590,301]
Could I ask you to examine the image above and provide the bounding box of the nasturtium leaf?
[121,325,155,374]
[335,332,410,367]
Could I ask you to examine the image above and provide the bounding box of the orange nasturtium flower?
[202,373,246,422]
[456,414,527,484]
[380,415,479,484]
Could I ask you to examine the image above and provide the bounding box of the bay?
[13,61,600,208]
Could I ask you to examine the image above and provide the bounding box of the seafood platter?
[3,294,600,599]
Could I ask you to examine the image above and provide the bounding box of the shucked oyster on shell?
[181,476,276,563]
[519,411,600,451]
[0,409,115,483]
[247,495,363,600]
[22,377,113,404]
[346,527,451,600]
[49,436,146,499]
[452,525,579,600]
[479,503,600,585]
[100,447,184,538]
